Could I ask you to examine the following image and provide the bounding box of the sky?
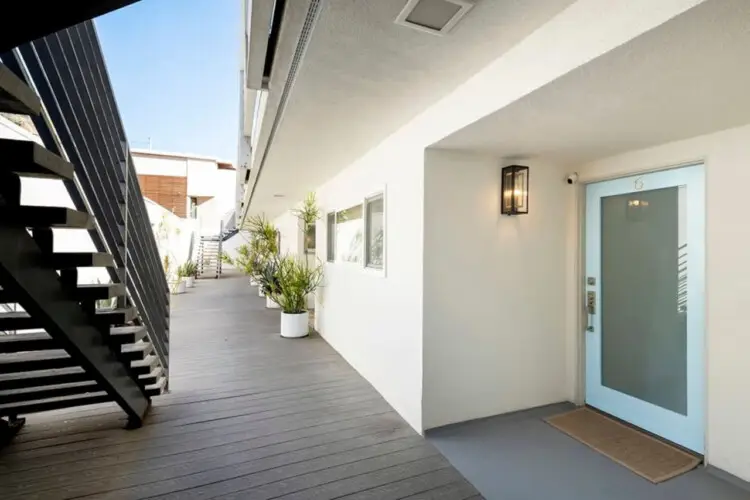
[96,0,241,162]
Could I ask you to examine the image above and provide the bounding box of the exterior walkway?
[0,271,482,499]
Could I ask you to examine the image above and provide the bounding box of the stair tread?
[0,380,97,401]
[2,282,126,302]
[0,380,97,396]
[139,365,162,380]
[0,350,76,374]
[110,325,146,335]
[121,342,151,353]
[145,376,167,396]
[0,349,70,363]
[0,64,41,116]
[1,307,132,325]
[0,392,110,412]
[0,331,51,343]
[0,366,85,382]
[48,252,115,269]
[75,283,125,300]
[0,312,31,319]
[0,206,93,229]
[0,139,74,180]
[146,376,167,391]
[131,354,156,368]
[0,331,57,352]
[95,307,136,324]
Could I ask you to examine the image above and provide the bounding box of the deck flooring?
[0,271,482,499]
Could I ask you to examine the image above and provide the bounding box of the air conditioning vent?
[395,0,475,35]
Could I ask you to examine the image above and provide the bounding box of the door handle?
[586,290,596,332]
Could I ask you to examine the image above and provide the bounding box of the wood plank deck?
[0,271,483,499]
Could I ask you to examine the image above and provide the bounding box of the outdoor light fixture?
[501,165,529,215]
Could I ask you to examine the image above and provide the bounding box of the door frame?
[572,159,708,453]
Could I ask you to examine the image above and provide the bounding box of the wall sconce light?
[501,165,529,215]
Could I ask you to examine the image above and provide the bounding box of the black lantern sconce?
[501,165,529,215]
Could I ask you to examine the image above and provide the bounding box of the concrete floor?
[428,403,749,500]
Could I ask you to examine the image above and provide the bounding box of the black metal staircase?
[0,14,168,444]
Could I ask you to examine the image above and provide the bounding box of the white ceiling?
[249,0,576,217]
[435,0,750,166]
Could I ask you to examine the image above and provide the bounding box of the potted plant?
[163,255,184,295]
[292,192,321,242]
[293,192,322,310]
[182,261,197,288]
[172,262,189,294]
[255,258,281,308]
[270,255,323,338]
[244,214,280,294]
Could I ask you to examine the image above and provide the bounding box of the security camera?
[566,173,579,185]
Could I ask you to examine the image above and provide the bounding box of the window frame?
[334,203,365,267]
[189,196,198,219]
[325,188,386,277]
[304,221,316,255]
[326,211,336,263]
[364,193,385,271]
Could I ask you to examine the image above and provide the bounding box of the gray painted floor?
[428,403,749,500]
[0,271,482,499]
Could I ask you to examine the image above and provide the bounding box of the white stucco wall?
[422,149,569,429]
[307,143,424,433]
[145,198,195,277]
[274,211,303,256]
[187,159,217,197]
[571,123,750,481]
[132,155,187,177]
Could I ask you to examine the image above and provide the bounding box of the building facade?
[132,149,236,235]
[238,0,750,484]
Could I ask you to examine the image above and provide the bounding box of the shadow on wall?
[145,198,196,280]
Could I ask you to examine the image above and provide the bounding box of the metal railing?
[1,21,169,372]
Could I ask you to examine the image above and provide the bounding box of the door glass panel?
[600,186,687,415]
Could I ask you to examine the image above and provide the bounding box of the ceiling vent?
[395,0,475,35]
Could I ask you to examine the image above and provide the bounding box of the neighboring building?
[238,0,750,485]
[132,149,236,235]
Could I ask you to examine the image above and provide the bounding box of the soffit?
[248,0,576,217]
[435,0,750,166]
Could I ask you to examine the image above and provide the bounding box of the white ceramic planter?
[266,296,280,309]
[186,276,195,288]
[170,279,186,295]
[280,311,309,338]
[258,287,265,297]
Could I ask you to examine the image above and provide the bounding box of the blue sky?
[96,0,240,161]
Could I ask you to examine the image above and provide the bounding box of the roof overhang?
[0,0,141,53]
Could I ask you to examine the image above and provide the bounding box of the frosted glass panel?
[600,186,687,415]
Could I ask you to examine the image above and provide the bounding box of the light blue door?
[585,165,705,453]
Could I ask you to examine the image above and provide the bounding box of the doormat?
[545,408,700,483]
